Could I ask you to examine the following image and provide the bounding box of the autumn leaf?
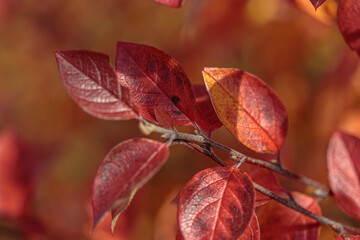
[116,42,196,127]
[310,0,327,10]
[327,131,360,220]
[54,50,137,120]
[257,192,321,240]
[336,236,360,240]
[244,166,287,207]
[239,214,260,240]
[337,0,360,56]
[92,138,169,228]
[177,167,255,240]
[193,84,222,137]
[152,0,185,8]
[202,68,288,153]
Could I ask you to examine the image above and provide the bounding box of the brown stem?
[147,122,329,198]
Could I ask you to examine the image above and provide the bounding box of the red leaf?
[116,42,196,127]
[310,0,327,10]
[54,50,137,120]
[337,0,360,56]
[327,131,360,220]
[257,192,321,240]
[239,214,260,240]
[202,68,288,153]
[177,167,255,240]
[193,84,222,137]
[336,236,360,240]
[92,138,169,227]
[0,128,29,219]
[155,108,174,129]
[152,0,185,8]
[245,166,287,207]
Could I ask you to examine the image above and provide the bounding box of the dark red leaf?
[257,192,321,240]
[337,0,360,56]
[244,166,287,207]
[336,236,360,240]
[193,84,222,137]
[116,42,196,127]
[239,214,260,240]
[177,167,255,240]
[92,138,169,228]
[54,50,137,120]
[327,131,360,220]
[310,0,327,10]
[202,68,288,153]
[152,0,185,8]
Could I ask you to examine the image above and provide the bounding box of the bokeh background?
[1,0,360,239]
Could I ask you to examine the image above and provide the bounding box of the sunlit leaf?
[327,131,360,220]
[193,84,222,137]
[54,50,137,120]
[310,0,327,10]
[152,0,185,8]
[257,192,321,240]
[338,0,360,56]
[92,138,169,228]
[116,42,196,127]
[202,68,288,153]
[177,167,255,240]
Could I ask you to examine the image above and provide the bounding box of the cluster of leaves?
[55,38,360,239]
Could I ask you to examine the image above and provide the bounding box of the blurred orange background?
[1,0,360,239]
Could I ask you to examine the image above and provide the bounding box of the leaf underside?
[327,131,360,220]
[92,138,169,228]
[152,0,185,8]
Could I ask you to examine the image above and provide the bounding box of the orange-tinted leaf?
[92,138,169,227]
[177,167,255,240]
[202,68,288,153]
[54,50,137,120]
[338,0,360,56]
[245,166,287,207]
[327,131,360,220]
[116,42,196,127]
[310,0,327,10]
[239,214,260,240]
[152,0,185,8]
[336,236,360,240]
[257,192,321,240]
[193,84,222,137]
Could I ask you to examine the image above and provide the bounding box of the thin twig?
[147,121,329,198]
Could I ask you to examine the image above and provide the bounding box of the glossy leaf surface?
[152,0,185,8]
[338,0,360,56]
[202,68,288,153]
[310,0,327,10]
[245,166,287,207]
[257,192,321,240]
[54,50,137,120]
[92,138,169,227]
[327,131,360,220]
[177,167,255,240]
[116,42,195,126]
[193,84,222,136]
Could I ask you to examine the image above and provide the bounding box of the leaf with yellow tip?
[202,68,288,153]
